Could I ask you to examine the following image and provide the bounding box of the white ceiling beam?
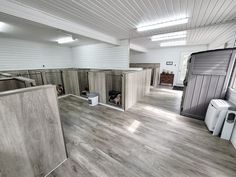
[0,0,120,45]
[130,43,147,53]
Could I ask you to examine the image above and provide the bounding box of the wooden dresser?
[160,73,174,86]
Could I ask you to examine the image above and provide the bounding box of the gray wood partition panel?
[0,85,67,177]
[0,78,23,92]
[105,70,125,109]
[77,69,90,95]
[88,71,106,103]
[130,63,160,87]
[124,69,151,110]
[181,49,236,120]
[62,70,80,95]
[44,69,63,85]
[0,77,35,92]
[3,70,30,77]
[28,70,44,85]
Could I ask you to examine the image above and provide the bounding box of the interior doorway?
[176,52,192,86]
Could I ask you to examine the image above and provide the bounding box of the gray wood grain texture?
[44,69,63,85]
[48,88,236,177]
[0,77,35,92]
[0,85,67,177]
[88,71,106,103]
[130,63,160,87]
[124,69,151,110]
[28,70,44,85]
[77,69,90,95]
[105,71,123,107]
[62,70,80,95]
[181,49,236,120]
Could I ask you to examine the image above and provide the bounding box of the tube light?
[151,31,187,41]
[57,37,77,44]
[137,18,188,32]
[0,22,7,32]
[160,40,186,47]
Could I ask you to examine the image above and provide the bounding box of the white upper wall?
[130,45,207,85]
[208,24,236,50]
[0,37,72,70]
[72,40,130,69]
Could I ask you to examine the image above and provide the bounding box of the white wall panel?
[208,24,236,50]
[72,40,129,69]
[130,45,207,85]
[0,37,72,70]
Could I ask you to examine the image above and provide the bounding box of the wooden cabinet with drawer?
[160,73,174,86]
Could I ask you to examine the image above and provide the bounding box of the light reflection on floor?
[127,120,141,133]
[144,105,178,121]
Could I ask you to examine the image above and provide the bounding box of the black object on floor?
[173,86,184,91]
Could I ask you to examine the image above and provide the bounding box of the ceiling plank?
[0,0,120,45]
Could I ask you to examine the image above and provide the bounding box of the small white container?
[221,110,236,140]
[88,93,98,106]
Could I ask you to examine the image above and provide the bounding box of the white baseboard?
[64,94,124,112]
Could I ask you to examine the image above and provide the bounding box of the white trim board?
[59,94,124,112]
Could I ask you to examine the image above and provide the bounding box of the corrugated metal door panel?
[203,76,221,114]
[192,50,232,75]
[189,75,204,115]
[182,74,197,112]
[196,50,232,58]
[214,75,226,98]
[181,49,236,120]
[197,75,212,118]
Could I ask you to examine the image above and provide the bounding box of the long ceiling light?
[137,18,188,32]
[57,36,77,44]
[160,40,186,47]
[151,31,187,41]
[0,22,7,32]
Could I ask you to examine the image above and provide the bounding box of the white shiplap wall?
[0,37,72,70]
[130,45,207,85]
[208,24,236,50]
[72,40,129,69]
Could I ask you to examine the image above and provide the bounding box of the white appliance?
[221,110,236,140]
[205,99,232,132]
[88,93,98,106]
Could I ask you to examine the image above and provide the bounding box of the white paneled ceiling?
[4,0,236,48]
[0,12,99,46]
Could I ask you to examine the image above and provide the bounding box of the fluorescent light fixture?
[151,31,187,41]
[57,36,77,44]
[0,22,5,28]
[160,40,186,47]
[137,18,188,32]
[0,22,7,32]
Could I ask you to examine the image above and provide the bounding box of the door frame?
[176,51,193,86]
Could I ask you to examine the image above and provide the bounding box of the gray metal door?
[181,49,236,120]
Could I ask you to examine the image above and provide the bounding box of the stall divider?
[62,70,80,96]
[124,69,152,110]
[88,70,106,103]
[0,68,152,111]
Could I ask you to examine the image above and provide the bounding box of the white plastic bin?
[221,110,236,140]
[88,93,98,106]
[205,99,232,132]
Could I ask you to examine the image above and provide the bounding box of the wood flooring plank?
[0,86,67,177]
[51,88,236,177]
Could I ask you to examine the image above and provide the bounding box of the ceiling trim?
[0,0,120,45]
[130,43,147,53]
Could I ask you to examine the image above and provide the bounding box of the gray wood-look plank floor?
[48,88,236,177]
